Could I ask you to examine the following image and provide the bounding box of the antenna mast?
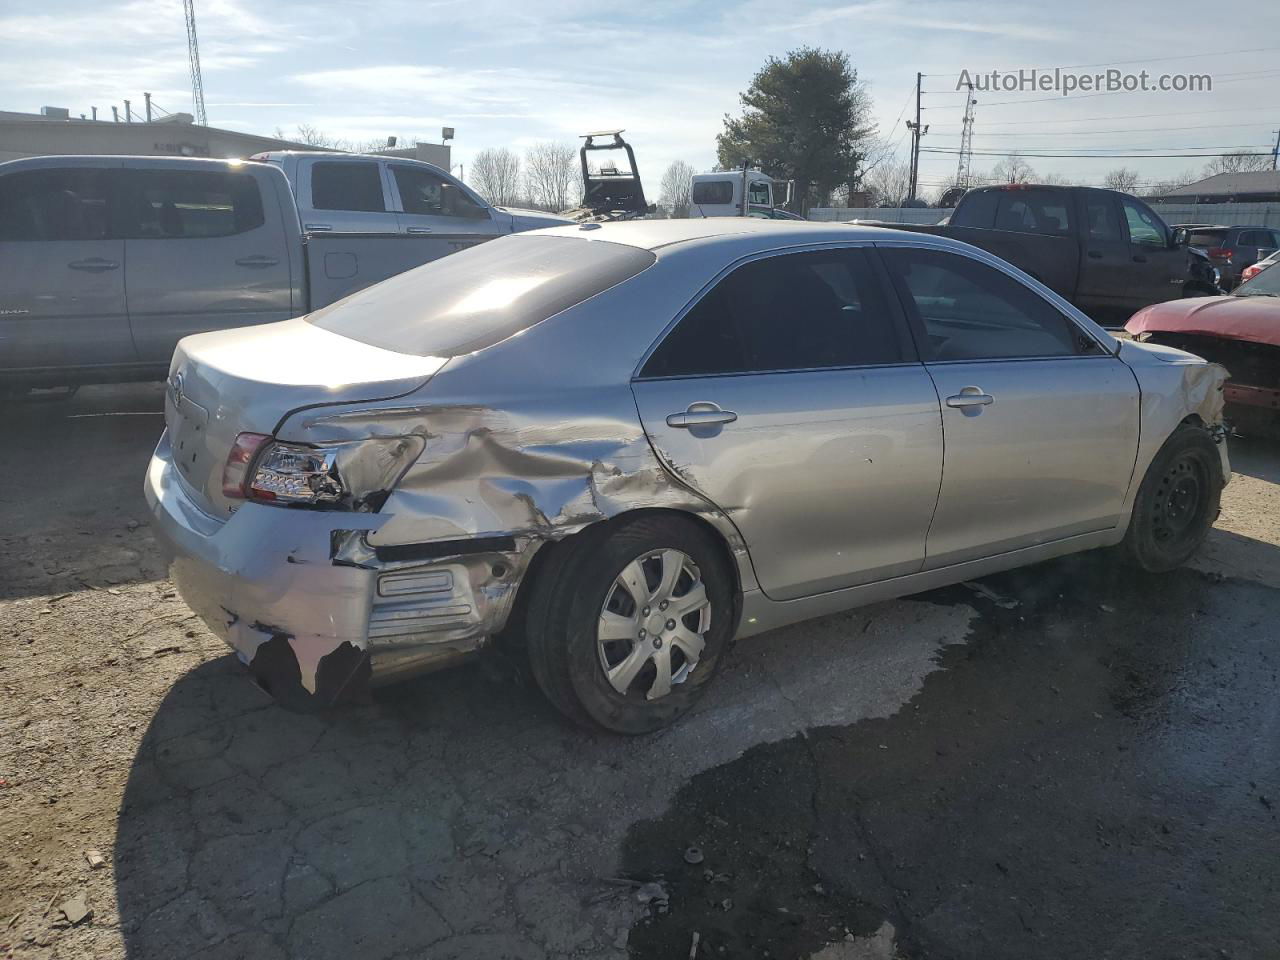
[956,83,977,189]
[183,0,208,126]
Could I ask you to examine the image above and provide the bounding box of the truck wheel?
[525,514,735,734]
[1119,425,1222,573]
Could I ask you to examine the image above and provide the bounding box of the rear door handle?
[304,223,332,232]
[407,226,433,234]
[68,258,119,273]
[666,403,738,428]
[234,255,279,268]
[945,388,994,409]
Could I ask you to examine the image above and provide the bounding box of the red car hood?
[1127,295,1280,348]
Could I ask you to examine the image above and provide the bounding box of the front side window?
[881,247,1095,361]
[127,170,264,239]
[311,161,386,212]
[0,168,111,241]
[392,166,488,220]
[1121,198,1166,247]
[641,248,904,379]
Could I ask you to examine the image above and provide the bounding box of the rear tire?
[525,514,735,734]
[1119,424,1222,572]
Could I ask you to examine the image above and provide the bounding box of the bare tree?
[1202,152,1273,177]
[1102,167,1141,194]
[991,153,1035,184]
[1143,168,1199,199]
[864,159,913,207]
[523,142,579,212]
[470,148,522,206]
[658,160,696,218]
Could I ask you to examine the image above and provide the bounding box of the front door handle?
[406,226,433,234]
[68,257,119,272]
[304,223,333,232]
[1087,250,1103,259]
[666,403,738,428]
[235,255,279,268]
[945,387,994,409]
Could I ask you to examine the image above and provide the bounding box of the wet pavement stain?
[622,555,1280,959]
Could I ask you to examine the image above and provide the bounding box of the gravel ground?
[1,383,1277,960]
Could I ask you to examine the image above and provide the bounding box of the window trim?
[632,241,920,382]
[871,240,1117,364]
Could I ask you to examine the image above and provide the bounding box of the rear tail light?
[1241,263,1262,282]
[1207,247,1234,261]
[222,433,423,510]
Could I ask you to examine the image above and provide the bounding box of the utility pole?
[906,72,929,203]
[956,83,977,189]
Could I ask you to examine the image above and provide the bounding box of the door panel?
[634,367,943,599]
[0,166,133,374]
[1074,191,1131,323]
[923,358,1139,568]
[123,167,293,364]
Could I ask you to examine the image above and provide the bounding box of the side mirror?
[1170,227,1187,249]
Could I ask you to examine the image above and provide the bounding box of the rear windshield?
[1187,229,1227,247]
[307,234,656,357]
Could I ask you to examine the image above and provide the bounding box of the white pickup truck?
[0,152,569,389]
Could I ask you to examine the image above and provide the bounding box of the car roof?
[532,218,928,252]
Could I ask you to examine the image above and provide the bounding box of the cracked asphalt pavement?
[2,384,1278,960]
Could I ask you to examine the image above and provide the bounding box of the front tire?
[525,514,735,734]
[1119,424,1222,572]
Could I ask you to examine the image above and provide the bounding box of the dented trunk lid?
[165,317,445,519]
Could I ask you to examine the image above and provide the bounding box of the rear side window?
[881,247,1093,361]
[126,169,264,239]
[1085,196,1122,240]
[308,235,656,357]
[641,248,905,378]
[1187,229,1226,248]
[1237,229,1270,247]
[0,168,111,241]
[950,190,998,228]
[311,161,385,212]
[993,190,1072,236]
[691,180,733,205]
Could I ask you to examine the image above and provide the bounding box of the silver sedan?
[145,220,1230,732]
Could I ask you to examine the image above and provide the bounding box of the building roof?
[1159,170,1280,201]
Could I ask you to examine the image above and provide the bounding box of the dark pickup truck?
[874,184,1222,327]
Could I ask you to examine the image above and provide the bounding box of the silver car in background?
[145,220,1229,733]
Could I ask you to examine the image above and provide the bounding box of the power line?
[921,147,1272,159]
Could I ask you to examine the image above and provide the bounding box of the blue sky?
[3,0,1279,197]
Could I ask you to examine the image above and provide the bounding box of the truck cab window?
[1085,197,1122,241]
[1121,198,1166,247]
[993,190,1071,236]
[691,181,733,205]
[127,170,264,239]
[392,166,489,220]
[0,168,111,241]
[311,162,386,213]
[747,180,771,206]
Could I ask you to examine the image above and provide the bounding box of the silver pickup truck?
[0,153,569,389]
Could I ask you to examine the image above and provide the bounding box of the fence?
[808,201,1280,228]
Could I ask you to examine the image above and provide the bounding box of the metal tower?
[183,0,208,126]
[956,83,977,188]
